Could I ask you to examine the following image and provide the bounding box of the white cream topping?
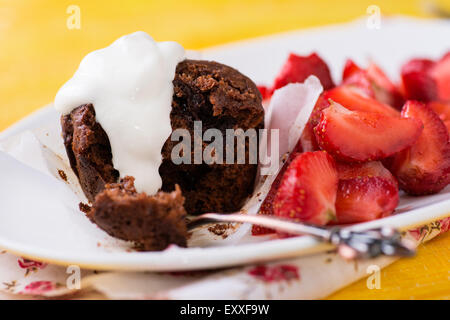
[55,31,186,195]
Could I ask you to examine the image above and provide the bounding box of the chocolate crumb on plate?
[78,202,91,214]
[58,169,68,182]
[208,223,233,239]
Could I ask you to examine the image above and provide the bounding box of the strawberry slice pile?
[252,51,450,236]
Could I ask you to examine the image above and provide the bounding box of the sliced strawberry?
[342,69,375,98]
[391,101,450,195]
[401,59,438,102]
[273,151,338,226]
[366,63,394,90]
[342,59,364,79]
[336,178,398,224]
[308,92,332,127]
[342,60,404,109]
[252,141,303,235]
[337,160,394,180]
[431,52,450,101]
[325,85,400,117]
[298,93,331,152]
[335,161,399,224]
[272,53,335,91]
[341,60,373,97]
[428,101,450,133]
[314,102,423,162]
[367,62,405,109]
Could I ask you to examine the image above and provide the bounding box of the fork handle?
[187,212,416,259]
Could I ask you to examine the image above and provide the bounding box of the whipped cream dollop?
[55,31,186,195]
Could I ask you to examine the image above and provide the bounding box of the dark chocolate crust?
[62,59,264,214]
[89,177,187,251]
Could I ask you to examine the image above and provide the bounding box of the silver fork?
[187,213,416,260]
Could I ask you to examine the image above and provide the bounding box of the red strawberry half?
[273,151,338,226]
[342,59,364,80]
[314,102,423,162]
[342,69,374,98]
[391,101,450,195]
[335,161,399,224]
[367,62,405,109]
[342,60,404,109]
[401,58,438,102]
[272,53,335,91]
[325,85,400,117]
[337,160,394,180]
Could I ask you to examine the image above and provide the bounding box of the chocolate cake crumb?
[78,202,91,214]
[89,176,187,251]
[58,169,67,182]
[208,223,232,239]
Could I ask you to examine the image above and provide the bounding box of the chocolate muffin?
[62,59,264,213]
[61,59,263,250]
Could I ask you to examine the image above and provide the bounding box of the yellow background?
[0,0,449,299]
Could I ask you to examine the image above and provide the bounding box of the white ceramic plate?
[0,17,449,271]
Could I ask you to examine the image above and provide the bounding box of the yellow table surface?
[0,0,448,299]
